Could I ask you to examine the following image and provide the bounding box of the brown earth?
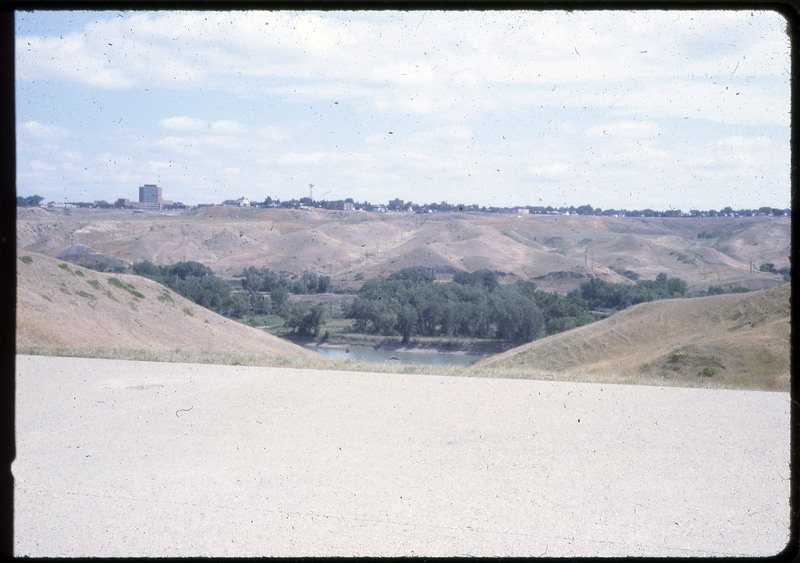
[16,250,318,359]
[475,284,791,391]
[17,207,789,291]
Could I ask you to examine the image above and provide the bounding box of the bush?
[280,302,325,336]
[108,277,145,299]
[697,366,720,378]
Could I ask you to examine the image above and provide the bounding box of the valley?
[16,206,791,390]
[18,206,790,292]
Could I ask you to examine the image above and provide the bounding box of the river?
[305,345,484,366]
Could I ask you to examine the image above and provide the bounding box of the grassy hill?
[17,207,789,292]
[474,284,791,391]
[16,251,319,361]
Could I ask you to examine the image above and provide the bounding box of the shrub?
[697,366,720,377]
[19,255,33,264]
[158,290,175,304]
[109,277,145,299]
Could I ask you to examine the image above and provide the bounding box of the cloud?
[160,117,248,135]
[16,35,137,88]
[529,163,570,177]
[29,160,56,172]
[19,120,69,139]
[275,152,345,166]
[585,121,662,140]
[14,10,790,209]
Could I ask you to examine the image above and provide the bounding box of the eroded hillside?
[17,206,790,291]
[16,250,318,359]
[475,284,791,391]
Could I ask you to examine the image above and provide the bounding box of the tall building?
[139,184,162,203]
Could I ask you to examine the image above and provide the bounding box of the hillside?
[16,251,318,359]
[475,284,791,391]
[17,207,789,292]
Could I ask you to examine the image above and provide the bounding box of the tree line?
[249,194,789,218]
[131,260,327,335]
[125,260,771,345]
[240,266,331,295]
[18,192,790,218]
[345,268,701,345]
[345,267,598,344]
[578,273,688,310]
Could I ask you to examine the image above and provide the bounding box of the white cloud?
[19,120,69,139]
[29,160,56,172]
[60,150,82,161]
[159,116,206,131]
[529,163,570,177]
[276,152,344,166]
[16,35,136,88]
[160,117,248,135]
[585,121,662,140]
[155,136,203,155]
[14,10,790,209]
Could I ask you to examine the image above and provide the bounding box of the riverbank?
[281,332,513,356]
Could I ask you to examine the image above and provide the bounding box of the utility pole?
[308,183,314,202]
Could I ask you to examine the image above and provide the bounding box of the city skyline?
[16,10,791,210]
[23,182,790,217]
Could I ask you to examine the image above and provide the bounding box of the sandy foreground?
[13,355,791,557]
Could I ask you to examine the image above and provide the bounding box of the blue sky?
[15,10,791,209]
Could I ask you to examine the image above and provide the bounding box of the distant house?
[222,197,250,207]
[323,201,355,211]
[516,207,530,215]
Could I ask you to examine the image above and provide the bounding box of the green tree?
[397,305,418,344]
[280,302,325,336]
[270,286,289,310]
[302,270,319,293]
[316,275,331,293]
[17,195,44,207]
[388,267,435,285]
[132,260,160,277]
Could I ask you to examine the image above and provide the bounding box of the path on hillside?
[14,355,791,557]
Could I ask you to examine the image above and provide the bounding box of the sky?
[15,9,791,210]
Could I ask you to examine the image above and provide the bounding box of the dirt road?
[14,355,792,557]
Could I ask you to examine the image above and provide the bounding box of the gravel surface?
[14,355,791,557]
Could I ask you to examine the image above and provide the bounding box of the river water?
[305,345,484,366]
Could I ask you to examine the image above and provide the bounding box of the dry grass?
[16,343,753,391]
[16,251,317,359]
[17,207,790,289]
[477,285,790,391]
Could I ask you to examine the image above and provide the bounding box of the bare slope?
[476,284,790,391]
[16,251,318,359]
[17,207,790,290]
